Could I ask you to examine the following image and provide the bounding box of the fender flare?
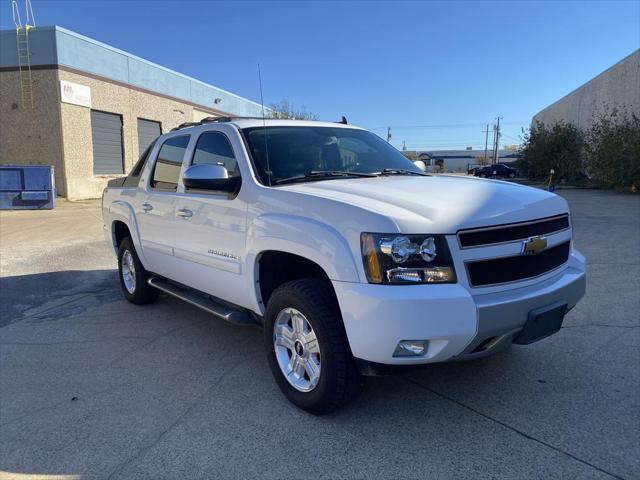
[109,200,150,268]
[245,213,361,312]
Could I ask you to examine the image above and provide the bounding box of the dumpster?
[0,165,56,210]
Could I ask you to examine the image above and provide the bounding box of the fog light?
[393,340,428,357]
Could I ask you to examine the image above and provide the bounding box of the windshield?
[241,126,422,185]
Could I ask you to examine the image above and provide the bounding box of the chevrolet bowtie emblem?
[522,236,547,255]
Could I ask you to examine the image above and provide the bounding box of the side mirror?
[182,163,238,192]
[413,160,428,172]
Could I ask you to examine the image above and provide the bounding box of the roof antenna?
[257,64,272,186]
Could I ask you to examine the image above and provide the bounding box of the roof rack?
[202,116,270,124]
[170,115,335,132]
[170,121,200,131]
[171,116,268,131]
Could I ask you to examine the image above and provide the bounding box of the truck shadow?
[1,267,515,410]
[0,269,122,327]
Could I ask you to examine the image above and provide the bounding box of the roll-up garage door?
[137,118,162,159]
[91,111,124,175]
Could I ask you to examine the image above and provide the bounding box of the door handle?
[142,202,153,212]
[177,208,193,218]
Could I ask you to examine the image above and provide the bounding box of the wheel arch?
[255,250,336,311]
[108,200,149,268]
[245,214,361,314]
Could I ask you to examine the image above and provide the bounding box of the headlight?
[361,233,456,284]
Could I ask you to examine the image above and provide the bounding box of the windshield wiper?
[273,170,377,186]
[377,168,429,176]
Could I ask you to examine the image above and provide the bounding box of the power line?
[402,140,486,145]
[403,145,489,150]
[501,133,522,143]
[403,143,486,147]
[369,120,529,131]
[400,137,487,143]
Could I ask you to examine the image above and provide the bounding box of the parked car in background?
[102,117,584,414]
[467,163,483,175]
[475,163,518,178]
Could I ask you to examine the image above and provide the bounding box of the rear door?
[170,129,249,307]
[136,134,190,276]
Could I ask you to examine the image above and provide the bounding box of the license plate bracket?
[514,301,568,345]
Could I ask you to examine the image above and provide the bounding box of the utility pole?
[493,116,502,164]
[387,127,392,143]
[491,124,497,165]
[402,140,406,151]
[482,124,490,164]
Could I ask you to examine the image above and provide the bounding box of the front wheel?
[264,278,362,414]
[508,172,516,178]
[117,237,159,305]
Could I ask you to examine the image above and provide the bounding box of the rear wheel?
[264,278,362,414]
[117,237,159,305]
[508,172,516,178]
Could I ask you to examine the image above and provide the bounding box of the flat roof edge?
[49,26,265,110]
[0,25,267,115]
[532,49,640,120]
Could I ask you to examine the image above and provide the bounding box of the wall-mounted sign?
[60,80,91,108]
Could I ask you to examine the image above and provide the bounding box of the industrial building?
[532,49,639,130]
[0,25,266,199]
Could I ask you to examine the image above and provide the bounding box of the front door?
[136,134,190,277]
[170,130,249,308]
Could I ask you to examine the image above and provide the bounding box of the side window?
[123,140,154,187]
[151,135,190,190]
[191,131,239,177]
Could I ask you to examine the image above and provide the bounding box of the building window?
[90,110,124,175]
[191,131,239,176]
[151,135,190,191]
[137,118,162,159]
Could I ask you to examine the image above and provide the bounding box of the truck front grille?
[458,215,570,248]
[466,241,571,287]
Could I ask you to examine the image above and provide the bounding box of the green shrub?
[520,121,584,181]
[584,110,640,190]
[520,111,640,190]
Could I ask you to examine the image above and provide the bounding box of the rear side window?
[123,141,155,187]
[192,131,239,177]
[151,135,190,190]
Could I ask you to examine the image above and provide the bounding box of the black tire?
[117,237,159,305]
[508,172,516,178]
[264,278,362,414]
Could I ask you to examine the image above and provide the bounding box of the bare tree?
[269,99,319,120]
[474,155,490,165]
[502,144,520,153]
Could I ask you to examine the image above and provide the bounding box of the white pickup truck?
[102,117,586,413]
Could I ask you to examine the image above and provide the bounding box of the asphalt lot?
[0,189,638,480]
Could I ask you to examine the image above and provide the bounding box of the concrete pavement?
[0,190,638,480]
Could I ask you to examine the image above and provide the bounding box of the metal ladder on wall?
[12,0,36,109]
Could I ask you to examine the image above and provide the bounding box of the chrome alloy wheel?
[121,250,136,294]
[273,308,321,392]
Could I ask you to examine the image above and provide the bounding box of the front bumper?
[332,250,586,369]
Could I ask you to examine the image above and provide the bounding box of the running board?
[148,277,257,326]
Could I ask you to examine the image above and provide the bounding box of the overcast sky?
[2,0,638,150]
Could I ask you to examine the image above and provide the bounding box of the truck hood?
[278,175,569,233]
